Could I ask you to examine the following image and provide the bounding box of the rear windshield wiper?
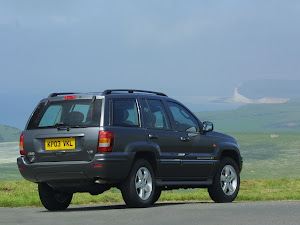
[69,125,88,128]
[55,122,70,131]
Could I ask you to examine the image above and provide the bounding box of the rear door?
[23,96,102,163]
[140,98,181,178]
[106,96,147,153]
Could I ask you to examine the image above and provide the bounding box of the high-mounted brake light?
[98,131,114,152]
[64,95,76,100]
[20,135,25,156]
[93,164,103,168]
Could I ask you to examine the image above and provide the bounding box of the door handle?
[148,134,158,139]
[180,137,190,142]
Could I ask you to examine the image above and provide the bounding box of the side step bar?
[156,179,213,188]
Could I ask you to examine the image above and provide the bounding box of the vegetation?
[0,163,21,182]
[195,102,300,132]
[0,125,21,142]
[1,132,299,206]
[232,132,300,180]
[0,178,299,207]
[1,96,299,206]
[2,132,300,181]
[0,142,22,181]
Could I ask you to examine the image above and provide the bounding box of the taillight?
[98,131,114,152]
[20,135,25,156]
[64,95,76,100]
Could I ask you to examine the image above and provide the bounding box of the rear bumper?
[17,152,134,183]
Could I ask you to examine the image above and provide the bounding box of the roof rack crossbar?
[48,92,79,98]
[102,89,168,97]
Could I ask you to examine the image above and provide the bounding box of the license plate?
[45,138,75,150]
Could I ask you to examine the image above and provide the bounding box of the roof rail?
[102,89,168,97]
[48,92,79,98]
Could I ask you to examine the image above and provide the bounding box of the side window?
[167,102,200,132]
[146,99,171,130]
[140,99,154,129]
[112,99,139,127]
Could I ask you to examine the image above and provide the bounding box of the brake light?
[93,164,103,168]
[20,135,25,156]
[98,131,114,152]
[64,95,76,100]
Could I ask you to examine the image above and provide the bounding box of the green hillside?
[0,125,22,142]
[195,101,300,132]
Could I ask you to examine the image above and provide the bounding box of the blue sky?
[1,0,300,129]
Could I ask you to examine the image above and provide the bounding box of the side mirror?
[202,121,214,133]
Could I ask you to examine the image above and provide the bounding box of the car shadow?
[38,201,217,213]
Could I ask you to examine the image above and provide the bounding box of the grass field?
[0,142,22,181]
[231,132,300,179]
[0,178,299,207]
[1,133,299,181]
[0,133,299,206]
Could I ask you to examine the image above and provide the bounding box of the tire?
[121,159,155,208]
[38,183,73,211]
[152,187,162,205]
[208,157,240,203]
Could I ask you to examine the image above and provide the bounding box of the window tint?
[113,99,139,127]
[73,104,90,122]
[39,105,62,127]
[146,99,171,130]
[167,102,200,132]
[27,99,102,129]
[140,99,153,128]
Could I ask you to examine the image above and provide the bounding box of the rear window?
[27,99,102,129]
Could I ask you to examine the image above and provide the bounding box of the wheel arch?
[215,142,242,171]
[124,141,160,176]
[133,151,158,176]
[219,149,242,171]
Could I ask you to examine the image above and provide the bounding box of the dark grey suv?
[17,89,243,210]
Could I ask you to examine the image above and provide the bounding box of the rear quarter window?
[112,99,140,127]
